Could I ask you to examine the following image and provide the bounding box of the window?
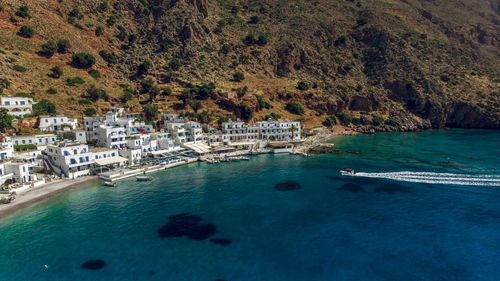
[5,101,9,105]
[20,101,25,105]
[111,153,115,156]
[64,151,69,156]
[70,159,77,164]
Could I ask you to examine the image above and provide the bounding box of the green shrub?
[257,34,268,45]
[297,81,309,91]
[57,39,71,53]
[18,26,34,38]
[14,144,37,151]
[88,69,101,79]
[352,117,362,125]
[140,78,154,93]
[384,118,399,126]
[15,6,31,18]
[239,102,254,121]
[121,88,134,102]
[249,16,259,24]
[0,108,14,132]
[98,1,108,12]
[169,58,182,70]
[68,7,83,19]
[13,65,27,72]
[233,72,245,82]
[66,76,85,87]
[158,41,170,52]
[265,112,281,120]
[86,85,106,101]
[322,116,337,127]
[106,15,116,26]
[46,88,57,95]
[84,107,97,116]
[256,94,271,109]
[40,40,57,57]
[336,111,353,125]
[14,92,35,99]
[78,98,93,105]
[372,114,384,126]
[243,34,255,45]
[98,50,116,64]
[49,66,63,78]
[285,101,305,115]
[71,53,96,68]
[143,104,158,121]
[137,60,151,76]
[33,99,56,116]
[161,88,172,96]
[95,25,104,36]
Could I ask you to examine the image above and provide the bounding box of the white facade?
[0,135,14,160]
[90,148,119,161]
[38,116,77,132]
[96,126,127,149]
[12,134,57,146]
[0,96,34,117]
[119,148,142,164]
[3,161,31,183]
[152,132,175,150]
[222,121,259,143]
[257,120,301,141]
[45,142,94,178]
[165,121,203,145]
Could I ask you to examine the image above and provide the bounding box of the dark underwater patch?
[374,183,412,194]
[463,208,500,224]
[210,238,232,246]
[274,180,301,191]
[337,183,367,193]
[81,260,106,270]
[158,213,217,241]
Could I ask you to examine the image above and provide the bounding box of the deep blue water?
[1,129,499,281]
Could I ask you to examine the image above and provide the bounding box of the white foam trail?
[351,171,500,186]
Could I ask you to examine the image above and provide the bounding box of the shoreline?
[0,129,354,219]
[0,176,98,218]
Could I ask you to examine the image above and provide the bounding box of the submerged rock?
[337,183,367,193]
[210,238,232,246]
[274,180,301,191]
[82,260,106,270]
[158,213,217,241]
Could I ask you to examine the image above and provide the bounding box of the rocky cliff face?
[0,0,498,130]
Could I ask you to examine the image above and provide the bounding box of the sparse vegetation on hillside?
[0,0,497,130]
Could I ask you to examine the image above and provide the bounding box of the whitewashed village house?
[0,96,35,118]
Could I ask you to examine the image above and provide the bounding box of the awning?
[94,156,128,166]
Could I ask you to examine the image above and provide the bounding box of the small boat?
[103,181,116,187]
[340,168,355,176]
[136,176,152,181]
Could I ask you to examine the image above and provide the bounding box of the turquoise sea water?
[1,129,499,281]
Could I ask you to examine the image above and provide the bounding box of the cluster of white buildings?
[1,106,302,186]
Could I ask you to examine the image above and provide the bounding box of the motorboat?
[103,181,116,187]
[340,168,355,176]
[136,176,152,181]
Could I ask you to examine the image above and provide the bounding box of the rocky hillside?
[0,0,499,131]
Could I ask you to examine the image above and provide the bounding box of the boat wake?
[351,171,500,187]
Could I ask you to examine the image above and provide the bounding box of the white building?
[152,132,175,150]
[222,121,260,143]
[257,120,301,141]
[1,161,31,184]
[0,135,14,160]
[38,115,78,132]
[45,141,94,178]
[0,96,35,117]
[84,109,154,145]
[96,125,127,149]
[12,134,57,147]
[163,114,203,145]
